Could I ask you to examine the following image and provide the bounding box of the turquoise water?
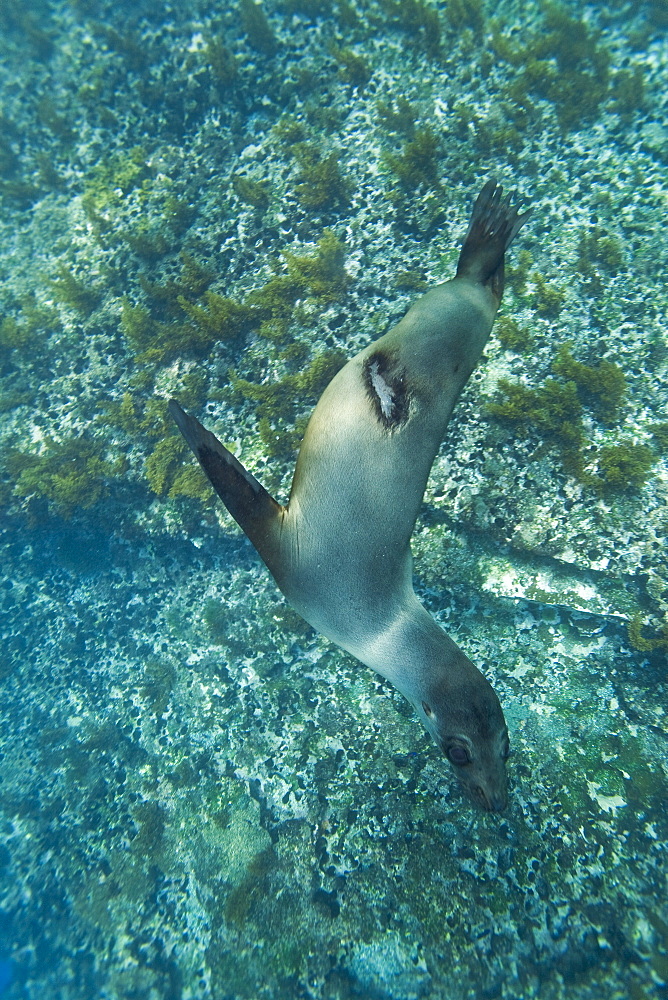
[1,1,667,997]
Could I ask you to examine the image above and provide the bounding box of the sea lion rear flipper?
[456,178,532,291]
[168,399,285,564]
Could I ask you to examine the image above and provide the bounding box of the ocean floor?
[1,0,667,998]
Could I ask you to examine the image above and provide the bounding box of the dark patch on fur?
[362,351,411,430]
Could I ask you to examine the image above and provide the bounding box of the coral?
[239,0,277,55]
[384,126,441,191]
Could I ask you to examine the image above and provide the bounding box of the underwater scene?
[1,0,667,997]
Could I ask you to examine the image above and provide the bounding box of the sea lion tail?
[456,178,532,291]
[168,399,285,560]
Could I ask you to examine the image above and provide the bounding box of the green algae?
[376,96,417,136]
[47,265,102,316]
[82,145,149,216]
[239,0,277,55]
[487,344,651,491]
[284,229,349,301]
[596,442,655,492]
[6,437,118,517]
[232,174,271,210]
[292,144,352,210]
[493,4,612,131]
[384,125,441,191]
[145,433,210,502]
[204,35,238,89]
[551,344,627,423]
[495,315,532,351]
[532,272,565,317]
[380,0,442,59]
[330,45,372,87]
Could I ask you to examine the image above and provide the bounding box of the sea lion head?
[420,672,509,812]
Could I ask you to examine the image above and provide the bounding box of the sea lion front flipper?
[455,178,532,292]
[168,399,285,564]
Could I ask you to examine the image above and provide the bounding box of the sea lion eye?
[422,701,433,717]
[447,745,469,766]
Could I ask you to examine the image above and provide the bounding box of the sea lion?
[169,179,532,812]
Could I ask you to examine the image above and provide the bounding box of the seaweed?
[495,315,532,351]
[162,195,196,235]
[488,346,654,493]
[610,66,646,119]
[494,4,611,130]
[532,273,565,317]
[48,265,102,316]
[232,175,271,210]
[551,345,626,424]
[384,126,441,191]
[649,422,668,451]
[120,291,249,365]
[204,36,238,89]
[596,442,655,493]
[627,614,668,653]
[576,227,625,280]
[239,0,277,55]
[124,225,172,261]
[376,97,417,137]
[330,45,372,87]
[444,0,484,36]
[6,437,116,517]
[292,144,351,210]
[145,435,187,495]
[176,292,259,343]
[380,0,442,59]
[488,376,586,476]
[284,230,349,301]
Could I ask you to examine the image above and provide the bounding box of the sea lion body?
[169,180,532,812]
[276,278,498,647]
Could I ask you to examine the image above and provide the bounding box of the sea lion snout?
[422,671,510,812]
[457,757,509,813]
